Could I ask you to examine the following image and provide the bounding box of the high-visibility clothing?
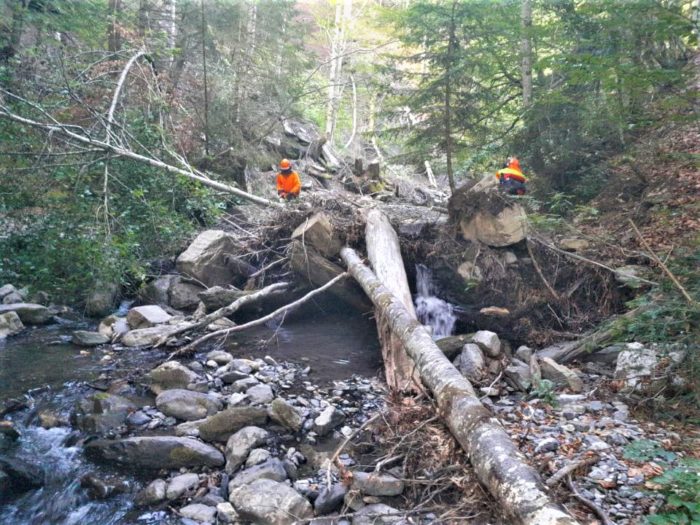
[496,167,527,183]
[507,157,521,172]
[276,171,301,196]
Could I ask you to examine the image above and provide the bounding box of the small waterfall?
[414,264,456,338]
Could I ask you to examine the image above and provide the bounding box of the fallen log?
[340,247,579,525]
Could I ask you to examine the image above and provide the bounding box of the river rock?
[229,478,313,525]
[135,479,166,506]
[0,421,20,441]
[0,457,44,501]
[314,483,347,514]
[85,282,119,317]
[457,261,483,282]
[246,384,274,405]
[2,291,24,304]
[126,305,172,329]
[0,311,24,338]
[176,230,238,287]
[79,473,129,500]
[454,343,486,382]
[0,303,52,324]
[560,238,589,252]
[98,315,129,340]
[225,426,270,474]
[471,330,501,358]
[73,393,137,434]
[169,277,204,310]
[139,275,176,305]
[504,358,532,391]
[217,502,239,524]
[614,343,658,392]
[180,503,216,523]
[166,472,200,500]
[85,436,224,469]
[228,458,288,491]
[207,350,233,365]
[352,503,403,525]
[72,330,110,346]
[313,405,345,437]
[121,324,184,348]
[156,389,222,421]
[246,448,271,467]
[198,407,268,443]
[351,472,404,496]
[435,334,474,360]
[233,377,259,392]
[198,286,247,311]
[540,357,583,393]
[268,398,303,432]
[146,361,201,394]
[291,213,341,258]
[0,284,18,300]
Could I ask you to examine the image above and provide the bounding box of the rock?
[313,406,345,437]
[169,277,205,310]
[232,377,259,392]
[97,315,129,340]
[0,311,24,339]
[291,213,342,258]
[217,502,238,524]
[471,330,501,358]
[314,483,347,514]
[479,306,509,316]
[560,238,589,252]
[540,358,583,393]
[126,305,172,329]
[352,503,403,525]
[351,472,404,496]
[453,343,486,382]
[73,393,137,434]
[435,334,474,360]
[85,282,119,317]
[246,384,274,405]
[0,284,18,300]
[0,457,44,500]
[515,346,533,362]
[176,230,239,287]
[207,350,233,365]
[2,291,24,304]
[72,330,110,346]
[457,193,527,247]
[180,503,216,523]
[229,478,313,525]
[0,421,20,441]
[175,419,205,437]
[139,275,176,305]
[0,303,52,324]
[85,436,224,469]
[198,286,248,311]
[268,398,303,432]
[225,426,270,474]
[246,448,271,467]
[457,261,483,282]
[80,473,129,500]
[146,361,201,394]
[135,479,167,506]
[228,458,288,490]
[534,437,559,454]
[614,265,647,288]
[121,324,184,348]
[503,251,518,265]
[198,407,268,443]
[166,473,200,500]
[614,343,657,392]
[156,389,222,421]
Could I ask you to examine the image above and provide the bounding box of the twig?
[526,240,561,301]
[545,455,599,487]
[566,474,614,525]
[248,257,287,279]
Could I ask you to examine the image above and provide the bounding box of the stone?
[351,472,404,496]
[175,419,205,437]
[232,377,259,392]
[139,275,176,305]
[534,437,559,454]
[457,261,483,282]
[471,330,501,358]
[503,251,518,265]
[453,344,486,382]
[126,411,150,427]
[85,282,119,317]
[198,407,268,443]
[169,277,204,310]
[0,284,18,300]
[2,291,23,304]
[459,202,527,247]
[268,398,303,432]
[0,303,52,324]
[206,350,233,365]
[156,389,222,421]
[72,330,110,346]
[560,238,590,252]
[614,265,647,288]
[540,358,584,393]
[198,286,248,311]
[246,384,274,405]
[0,421,20,441]
[224,426,270,474]
[85,436,224,469]
[0,457,45,499]
[228,459,288,490]
[291,213,342,258]
[314,483,347,514]
[352,504,403,525]
[73,393,137,434]
[126,305,172,329]
[515,346,533,362]
[98,315,129,340]
[229,479,313,525]
[435,334,474,360]
[136,479,167,506]
[313,406,346,437]
[0,311,24,339]
[246,448,271,467]
[180,503,216,523]
[479,306,509,316]
[121,324,184,348]
[176,230,239,287]
[166,473,200,500]
[146,361,201,394]
[614,343,657,392]
[216,502,238,524]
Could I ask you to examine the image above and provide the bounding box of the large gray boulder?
[614,343,658,392]
[291,213,341,258]
[84,436,224,469]
[229,479,313,525]
[176,230,238,287]
[0,311,24,339]
[121,324,185,348]
[540,357,583,393]
[85,282,119,317]
[453,343,487,383]
[268,398,303,432]
[224,426,270,474]
[313,406,345,437]
[126,305,172,329]
[228,459,287,490]
[0,303,52,325]
[155,389,222,421]
[0,457,45,501]
[198,286,247,311]
[139,275,176,305]
[471,330,502,358]
[165,473,200,500]
[197,407,268,443]
[72,330,110,347]
[168,277,204,310]
[73,393,137,434]
[146,361,201,394]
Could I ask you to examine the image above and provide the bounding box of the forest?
[0,1,698,524]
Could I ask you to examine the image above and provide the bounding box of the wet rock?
[139,275,176,305]
[216,501,238,523]
[0,303,52,325]
[435,334,474,360]
[228,459,288,490]
[246,384,274,405]
[313,406,346,437]
[72,330,110,346]
[126,305,172,329]
[97,315,129,340]
[166,473,200,500]
[207,350,233,365]
[229,478,313,525]
[198,407,268,443]
[540,358,583,393]
[351,472,404,497]
[80,473,129,500]
[85,282,119,317]
[225,426,270,474]
[126,410,151,427]
[169,277,204,310]
[121,324,183,348]
[454,343,486,382]
[73,393,137,434]
[534,437,559,454]
[471,330,501,358]
[314,483,347,514]
[0,457,44,501]
[84,436,224,469]
[180,503,216,523]
[135,479,166,506]
[156,389,222,421]
[268,398,303,432]
[515,345,533,362]
[246,448,271,467]
[0,311,24,338]
[38,411,67,429]
[352,503,403,525]
[560,238,589,252]
[146,361,201,395]
[614,343,657,392]
[198,286,247,311]
[176,230,239,287]
[0,284,18,300]
[0,421,20,441]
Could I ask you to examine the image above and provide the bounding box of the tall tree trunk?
[138,0,149,40]
[521,0,533,108]
[108,0,122,53]
[325,0,352,143]
[444,1,457,194]
[200,0,210,156]
[165,0,177,59]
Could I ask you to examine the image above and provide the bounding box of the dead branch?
[545,455,600,488]
[566,474,614,525]
[526,240,562,301]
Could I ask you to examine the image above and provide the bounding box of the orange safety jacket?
[276,171,301,196]
[496,167,527,184]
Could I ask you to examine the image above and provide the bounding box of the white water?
[414,264,456,338]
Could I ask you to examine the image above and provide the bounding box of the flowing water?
[414,264,456,338]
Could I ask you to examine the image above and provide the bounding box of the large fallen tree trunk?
[341,246,579,525]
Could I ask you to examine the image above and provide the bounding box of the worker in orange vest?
[276,159,301,200]
[496,156,527,195]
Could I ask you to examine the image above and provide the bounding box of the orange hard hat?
[279,159,292,170]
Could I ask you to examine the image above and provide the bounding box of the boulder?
[351,472,404,497]
[139,275,176,305]
[246,384,274,405]
[73,393,137,434]
[176,230,238,287]
[0,303,52,324]
[198,286,248,311]
[166,472,200,500]
[453,344,486,383]
[314,483,347,515]
[0,457,44,501]
[169,277,204,310]
[135,479,166,506]
[0,311,24,339]
[72,330,110,347]
[121,324,185,348]
[504,359,532,391]
[179,503,216,523]
[126,305,172,329]
[313,406,345,437]
[291,213,342,258]
[84,436,224,469]
[471,330,501,358]
[229,479,313,525]
[268,398,303,432]
[217,502,239,524]
[206,350,233,365]
[614,343,658,392]
[224,426,270,474]
[97,315,129,340]
[246,448,271,467]
[198,407,268,443]
[460,203,527,247]
[435,334,474,360]
[559,238,590,252]
[457,261,483,282]
[2,291,24,304]
[85,282,119,317]
[156,389,222,421]
[228,458,288,490]
[540,357,583,393]
[0,284,18,300]
[146,361,201,394]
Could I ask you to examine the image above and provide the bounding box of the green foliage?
[623,439,678,463]
[531,378,557,406]
[645,459,700,525]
